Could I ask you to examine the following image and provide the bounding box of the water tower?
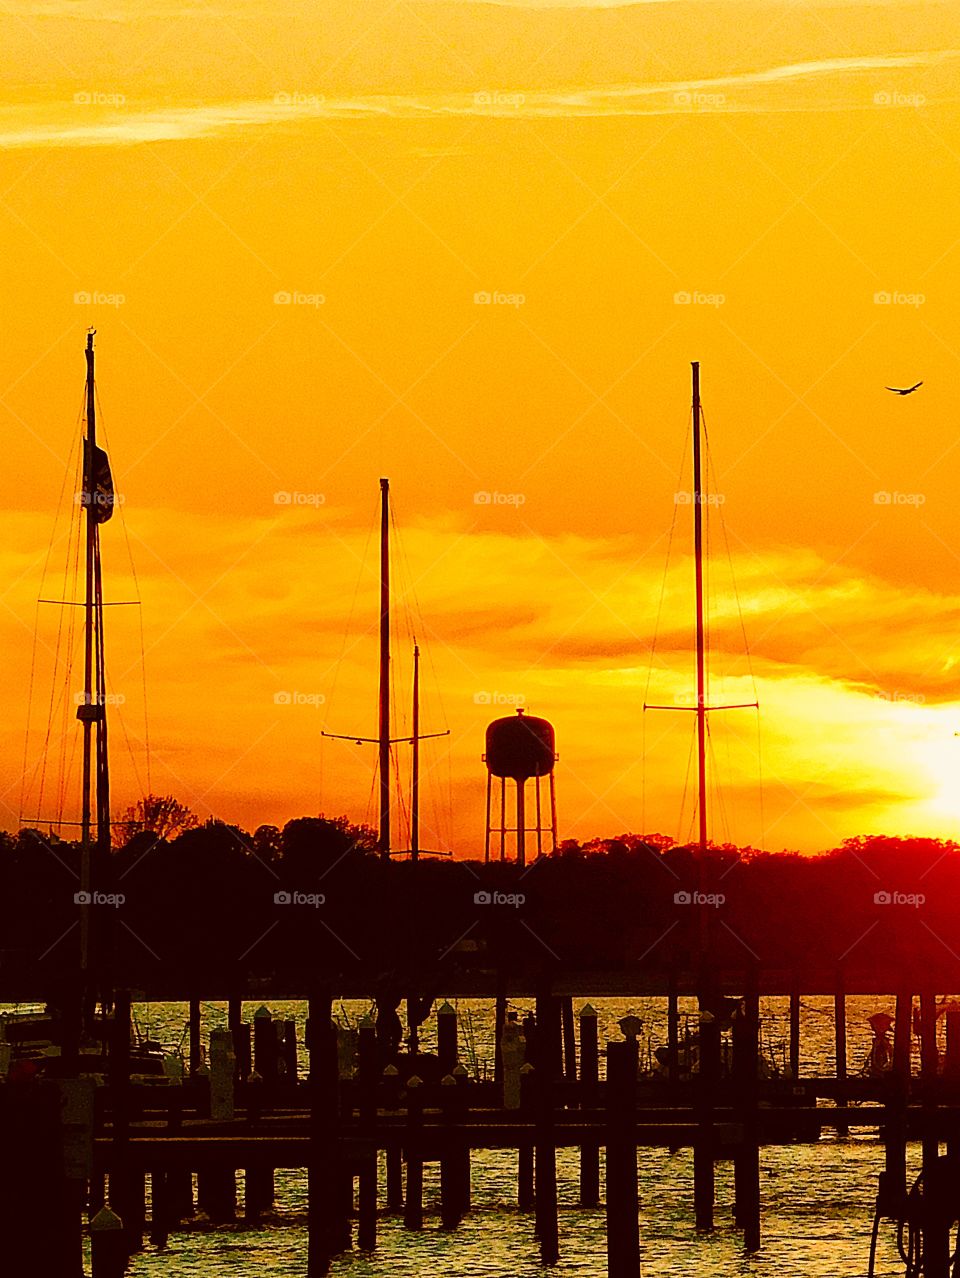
[483,709,558,866]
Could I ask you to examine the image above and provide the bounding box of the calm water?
[62,995,926,1276]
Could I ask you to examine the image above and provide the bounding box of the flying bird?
[885,381,923,395]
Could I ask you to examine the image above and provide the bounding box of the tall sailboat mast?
[411,642,420,862]
[77,329,113,1000]
[644,363,759,920]
[78,331,97,985]
[378,477,391,858]
[323,479,450,858]
[692,361,708,856]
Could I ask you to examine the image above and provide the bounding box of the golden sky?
[3,0,960,854]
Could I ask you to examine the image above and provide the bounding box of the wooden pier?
[6,972,960,1276]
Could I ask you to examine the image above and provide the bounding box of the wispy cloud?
[2,48,957,150]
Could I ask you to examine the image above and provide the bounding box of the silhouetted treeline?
[2,819,959,993]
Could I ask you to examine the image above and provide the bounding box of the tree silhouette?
[114,794,200,847]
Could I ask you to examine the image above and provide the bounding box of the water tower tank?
[485,710,556,781]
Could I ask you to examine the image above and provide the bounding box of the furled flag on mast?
[82,440,115,523]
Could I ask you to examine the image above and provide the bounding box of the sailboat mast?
[692,361,708,855]
[378,477,391,858]
[79,331,97,985]
[411,642,420,863]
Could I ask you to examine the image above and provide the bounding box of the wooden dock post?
[188,998,201,1077]
[534,987,560,1265]
[197,1167,236,1223]
[518,1063,535,1211]
[307,988,347,1275]
[694,997,719,1232]
[561,995,577,1083]
[109,990,142,1258]
[253,1006,278,1092]
[945,1004,960,1159]
[789,974,801,1080]
[606,1037,641,1277]
[578,1004,600,1208]
[880,989,912,1217]
[667,974,680,1085]
[453,1063,472,1213]
[437,1002,458,1075]
[440,1074,461,1230]
[834,975,848,1138]
[282,1018,299,1085]
[357,1015,378,1252]
[494,975,507,1086]
[234,1022,252,1082]
[403,1076,424,1231]
[386,1143,404,1212]
[920,990,940,1181]
[732,977,761,1252]
[91,1205,127,1278]
[228,998,242,1079]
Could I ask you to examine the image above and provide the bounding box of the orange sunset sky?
[2,0,960,856]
